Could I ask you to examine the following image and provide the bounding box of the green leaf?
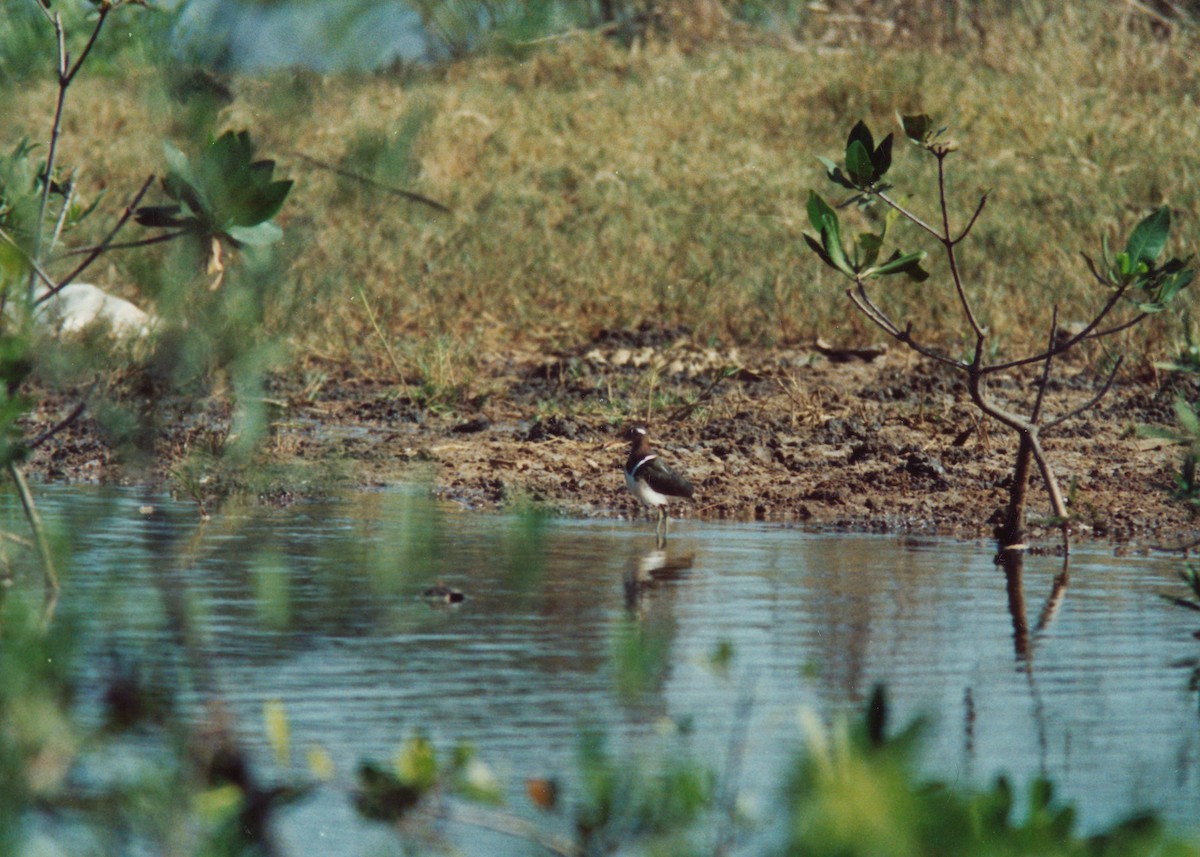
[1099,233,1113,274]
[806,190,836,234]
[133,204,190,229]
[162,140,194,187]
[1125,206,1170,267]
[157,130,292,243]
[869,249,929,281]
[816,155,855,190]
[394,734,439,789]
[226,221,284,246]
[856,232,883,269]
[899,113,932,142]
[1154,268,1194,305]
[871,133,893,179]
[1174,398,1200,437]
[804,233,837,271]
[814,209,853,277]
[816,154,839,176]
[846,120,875,160]
[845,140,875,187]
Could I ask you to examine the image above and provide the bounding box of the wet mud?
[23,326,1200,545]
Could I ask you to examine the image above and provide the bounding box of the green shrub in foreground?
[784,686,1189,857]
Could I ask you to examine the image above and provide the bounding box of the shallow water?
[18,485,1200,853]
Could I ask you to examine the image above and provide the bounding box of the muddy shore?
[24,327,1200,546]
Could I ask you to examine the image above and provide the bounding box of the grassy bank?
[5,2,1199,395]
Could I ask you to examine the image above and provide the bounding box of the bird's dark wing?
[641,457,694,499]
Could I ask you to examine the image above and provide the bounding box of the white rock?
[35,283,156,339]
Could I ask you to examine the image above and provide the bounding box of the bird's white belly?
[626,472,669,507]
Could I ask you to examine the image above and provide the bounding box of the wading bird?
[620,424,694,544]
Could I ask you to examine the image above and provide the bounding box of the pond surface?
[18,485,1200,853]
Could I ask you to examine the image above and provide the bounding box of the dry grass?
[4,1,1198,396]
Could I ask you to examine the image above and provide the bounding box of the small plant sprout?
[805,115,1194,551]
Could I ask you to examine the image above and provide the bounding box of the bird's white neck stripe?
[629,454,657,479]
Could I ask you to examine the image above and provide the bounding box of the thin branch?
[47,173,76,256]
[32,0,55,24]
[965,369,1031,436]
[28,6,111,299]
[847,287,966,369]
[29,384,94,451]
[40,173,157,303]
[58,229,186,259]
[29,12,70,297]
[292,152,452,214]
[952,192,989,245]
[63,7,111,87]
[1028,433,1071,531]
[9,462,59,592]
[1030,306,1059,425]
[936,155,987,341]
[1081,253,1109,286]
[983,280,1134,374]
[1088,311,1150,340]
[1045,355,1124,430]
[874,189,943,242]
[849,283,901,335]
[0,226,59,294]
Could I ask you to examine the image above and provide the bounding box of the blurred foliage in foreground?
[2,527,1197,857]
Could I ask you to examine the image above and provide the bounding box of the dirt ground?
[24,325,1200,547]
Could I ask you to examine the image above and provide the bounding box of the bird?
[620,424,694,543]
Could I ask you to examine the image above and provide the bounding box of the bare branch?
[1045,355,1124,430]
[59,229,186,259]
[846,287,966,369]
[293,152,452,214]
[1028,432,1071,533]
[936,155,987,341]
[952,192,989,245]
[28,6,110,298]
[47,172,76,256]
[1081,252,1110,286]
[9,462,58,592]
[0,226,60,295]
[29,12,70,297]
[1030,306,1059,425]
[63,6,111,87]
[850,282,901,335]
[874,189,943,241]
[29,384,94,451]
[40,174,157,303]
[1088,311,1150,340]
[983,280,1134,374]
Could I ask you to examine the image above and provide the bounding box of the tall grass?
[3,1,1197,389]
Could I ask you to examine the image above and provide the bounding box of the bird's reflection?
[623,546,695,614]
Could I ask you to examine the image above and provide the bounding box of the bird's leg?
[656,507,668,542]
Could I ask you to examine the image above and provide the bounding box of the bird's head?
[619,424,649,445]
